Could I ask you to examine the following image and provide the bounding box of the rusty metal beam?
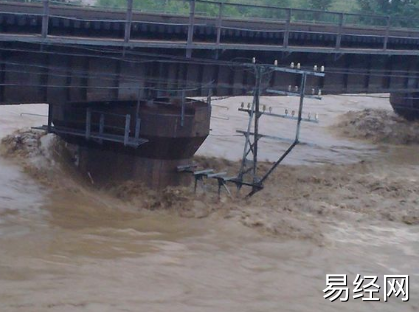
[186,0,196,58]
[41,0,49,39]
[124,0,133,43]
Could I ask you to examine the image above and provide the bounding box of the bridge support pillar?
[390,92,419,120]
[76,147,192,189]
[51,98,211,189]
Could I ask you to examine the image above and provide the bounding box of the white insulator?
[318,89,322,96]
[314,65,318,71]
[312,88,315,95]
[290,62,295,68]
[320,65,325,72]
[297,63,301,69]
[294,86,299,92]
[252,57,256,64]
[315,113,319,120]
[288,85,292,92]
[274,60,278,66]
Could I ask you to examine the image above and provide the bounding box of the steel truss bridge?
[0,0,418,104]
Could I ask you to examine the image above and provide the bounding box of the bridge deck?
[2,33,419,57]
[0,0,417,104]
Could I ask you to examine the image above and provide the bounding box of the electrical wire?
[0,32,417,95]
[0,59,220,87]
[0,43,254,69]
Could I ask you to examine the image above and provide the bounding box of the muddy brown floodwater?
[0,96,418,312]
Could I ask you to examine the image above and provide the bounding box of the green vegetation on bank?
[94,0,419,17]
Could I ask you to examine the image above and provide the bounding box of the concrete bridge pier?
[76,147,193,189]
[50,98,211,188]
[390,92,419,120]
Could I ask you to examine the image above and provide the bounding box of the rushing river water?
[0,98,418,311]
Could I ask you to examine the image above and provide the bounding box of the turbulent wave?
[332,109,419,144]
[1,129,419,245]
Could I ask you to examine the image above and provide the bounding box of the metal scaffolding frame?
[37,107,148,148]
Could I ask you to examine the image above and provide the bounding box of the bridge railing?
[184,0,419,53]
[5,0,419,29]
[2,0,419,53]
